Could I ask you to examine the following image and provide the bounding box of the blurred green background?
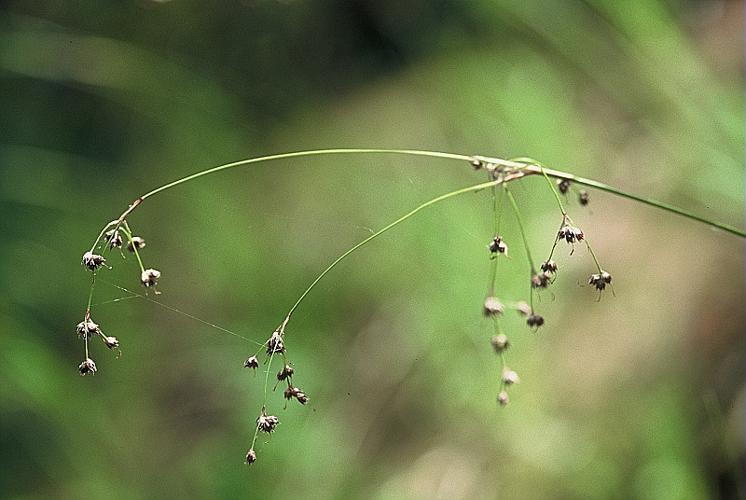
[0,1,743,499]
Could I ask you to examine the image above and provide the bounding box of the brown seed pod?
[78,357,97,376]
[540,260,558,274]
[527,314,544,329]
[76,319,100,339]
[127,236,146,252]
[578,190,589,206]
[256,410,279,433]
[105,229,123,249]
[488,236,508,255]
[244,356,259,369]
[277,364,294,381]
[140,268,161,287]
[82,251,106,271]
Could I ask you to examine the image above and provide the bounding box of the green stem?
[540,168,567,215]
[90,149,743,251]
[504,187,536,271]
[120,223,146,273]
[283,172,529,321]
[537,166,744,238]
[140,149,471,201]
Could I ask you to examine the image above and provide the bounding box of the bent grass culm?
[75,149,745,465]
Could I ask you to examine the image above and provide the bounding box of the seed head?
[488,236,508,255]
[266,331,285,355]
[588,271,612,291]
[497,391,510,407]
[105,229,123,249]
[515,301,531,316]
[531,272,551,289]
[78,357,97,376]
[558,225,584,244]
[127,237,146,252]
[470,157,483,170]
[277,364,294,381]
[140,268,161,288]
[540,260,558,274]
[490,333,510,353]
[502,368,520,385]
[578,190,589,206]
[557,179,571,194]
[76,319,100,339]
[283,386,295,400]
[103,336,120,349]
[483,296,504,317]
[256,409,279,433]
[293,387,309,405]
[527,313,544,329]
[245,449,257,464]
[82,251,106,271]
[244,356,259,369]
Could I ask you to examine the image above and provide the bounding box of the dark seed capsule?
[78,357,97,376]
[578,190,589,206]
[277,364,294,381]
[284,386,295,400]
[557,179,571,194]
[82,251,106,271]
[256,411,279,433]
[488,236,508,255]
[531,272,551,289]
[103,336,120,349]
[293,387,309,405]
[105,229,123,249]
[265,332,285,355]
[76,319,100,339]
[540,260,558,274]
[589,271,612,291]
[127,236,146,252]
[140,268,161,287]
[527,314,544,329]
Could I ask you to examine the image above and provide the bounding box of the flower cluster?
[242,323,311,465]
[76,219,160,376]
[469,156,613,407]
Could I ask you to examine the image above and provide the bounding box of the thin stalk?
[282,171,529,322]
[140,149,471,201]
[504,185,537,312]
[90,149,743,249]
[583,240,604,274]
[504,187,536,271]
[120,223,145,273]
[536,166,744,238]
[540,168,567,215]
[488,185,499,295]
[85,273,96,317]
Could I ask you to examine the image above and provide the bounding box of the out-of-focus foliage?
[0,1,742,499]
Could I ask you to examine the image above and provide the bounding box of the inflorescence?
[77,215,159,378]
[74,150,637,467]
[472,155,612,407]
